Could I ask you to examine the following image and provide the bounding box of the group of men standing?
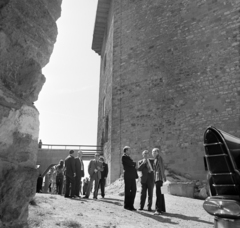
[64,150,108,199]
[122,146,166,215]
[64,150,85,198]
[64,146,165,216]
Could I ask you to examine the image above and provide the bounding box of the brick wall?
[97,0,240,183]
[97,3,115,183]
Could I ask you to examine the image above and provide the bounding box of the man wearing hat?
[64,150,76,198]
[122,146,138,210]
[84,152,103,199]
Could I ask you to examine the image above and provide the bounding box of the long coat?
[153,155,166,182]
[65,155,75,178]
[100,162,109,179]
[122,154,138,179]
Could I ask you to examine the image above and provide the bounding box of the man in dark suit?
[122,146,138,211]
[98,156,108,198]
[64,150,76,198]
[75,150,84,197]
[138,150,154,211]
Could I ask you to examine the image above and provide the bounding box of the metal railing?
[39,144,102,153]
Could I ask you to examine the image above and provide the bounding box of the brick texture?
[97,0,240,183]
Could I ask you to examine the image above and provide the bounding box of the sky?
[35,1,100,147]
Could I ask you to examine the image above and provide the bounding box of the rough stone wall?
[0,0,62,227]
[98,0,240,183]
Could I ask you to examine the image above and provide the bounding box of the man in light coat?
[84,152,103,199]
[138,150,154,211]
[152,148,166,215]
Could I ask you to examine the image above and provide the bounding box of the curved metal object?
[203,126,240,196]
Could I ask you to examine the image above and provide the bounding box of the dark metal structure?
[204,126,240,196]
[203,126,240,227]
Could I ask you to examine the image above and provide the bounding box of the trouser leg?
[147,181,154,209]
[59,177,63,195]
[124,178,131,208]
[130,178,136,209]
[140,183,147,209]
[155,181,166,212]
[94,176,100,198]
[70,176,75,197]
[65,176,70,197]
[75,176,80,196]
[101,178,105,197]
[85,178,94,197]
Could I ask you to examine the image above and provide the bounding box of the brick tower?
[92,0,240,183]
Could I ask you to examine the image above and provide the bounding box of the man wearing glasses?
[84,152,103,199]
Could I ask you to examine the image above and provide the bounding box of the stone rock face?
[0,0,62,227]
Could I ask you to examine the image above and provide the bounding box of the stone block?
[168,182,195,198]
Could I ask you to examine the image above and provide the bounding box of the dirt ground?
[28,180,214,228]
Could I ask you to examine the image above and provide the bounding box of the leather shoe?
[154,211,162,215]
[138,208,143,211]
[130,207,137,211]
[148,208,153,212]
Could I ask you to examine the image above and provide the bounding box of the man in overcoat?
[84,152,103,199]
[152,148,166,215]
[122,146,138,210]
[64,150,76,198]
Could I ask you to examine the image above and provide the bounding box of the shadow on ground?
[164,212,214,225]
[101,197,123,202]
[137,211,178,225]
[101,198,123,207]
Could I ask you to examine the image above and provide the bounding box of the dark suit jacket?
[122,154,138,179]
[75,158,84,178]
[65,155,75,178]
[101,162,108,179]
[138,158,154,184]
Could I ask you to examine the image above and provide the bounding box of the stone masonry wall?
[0,0,61,227]
[98,0,240,183]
